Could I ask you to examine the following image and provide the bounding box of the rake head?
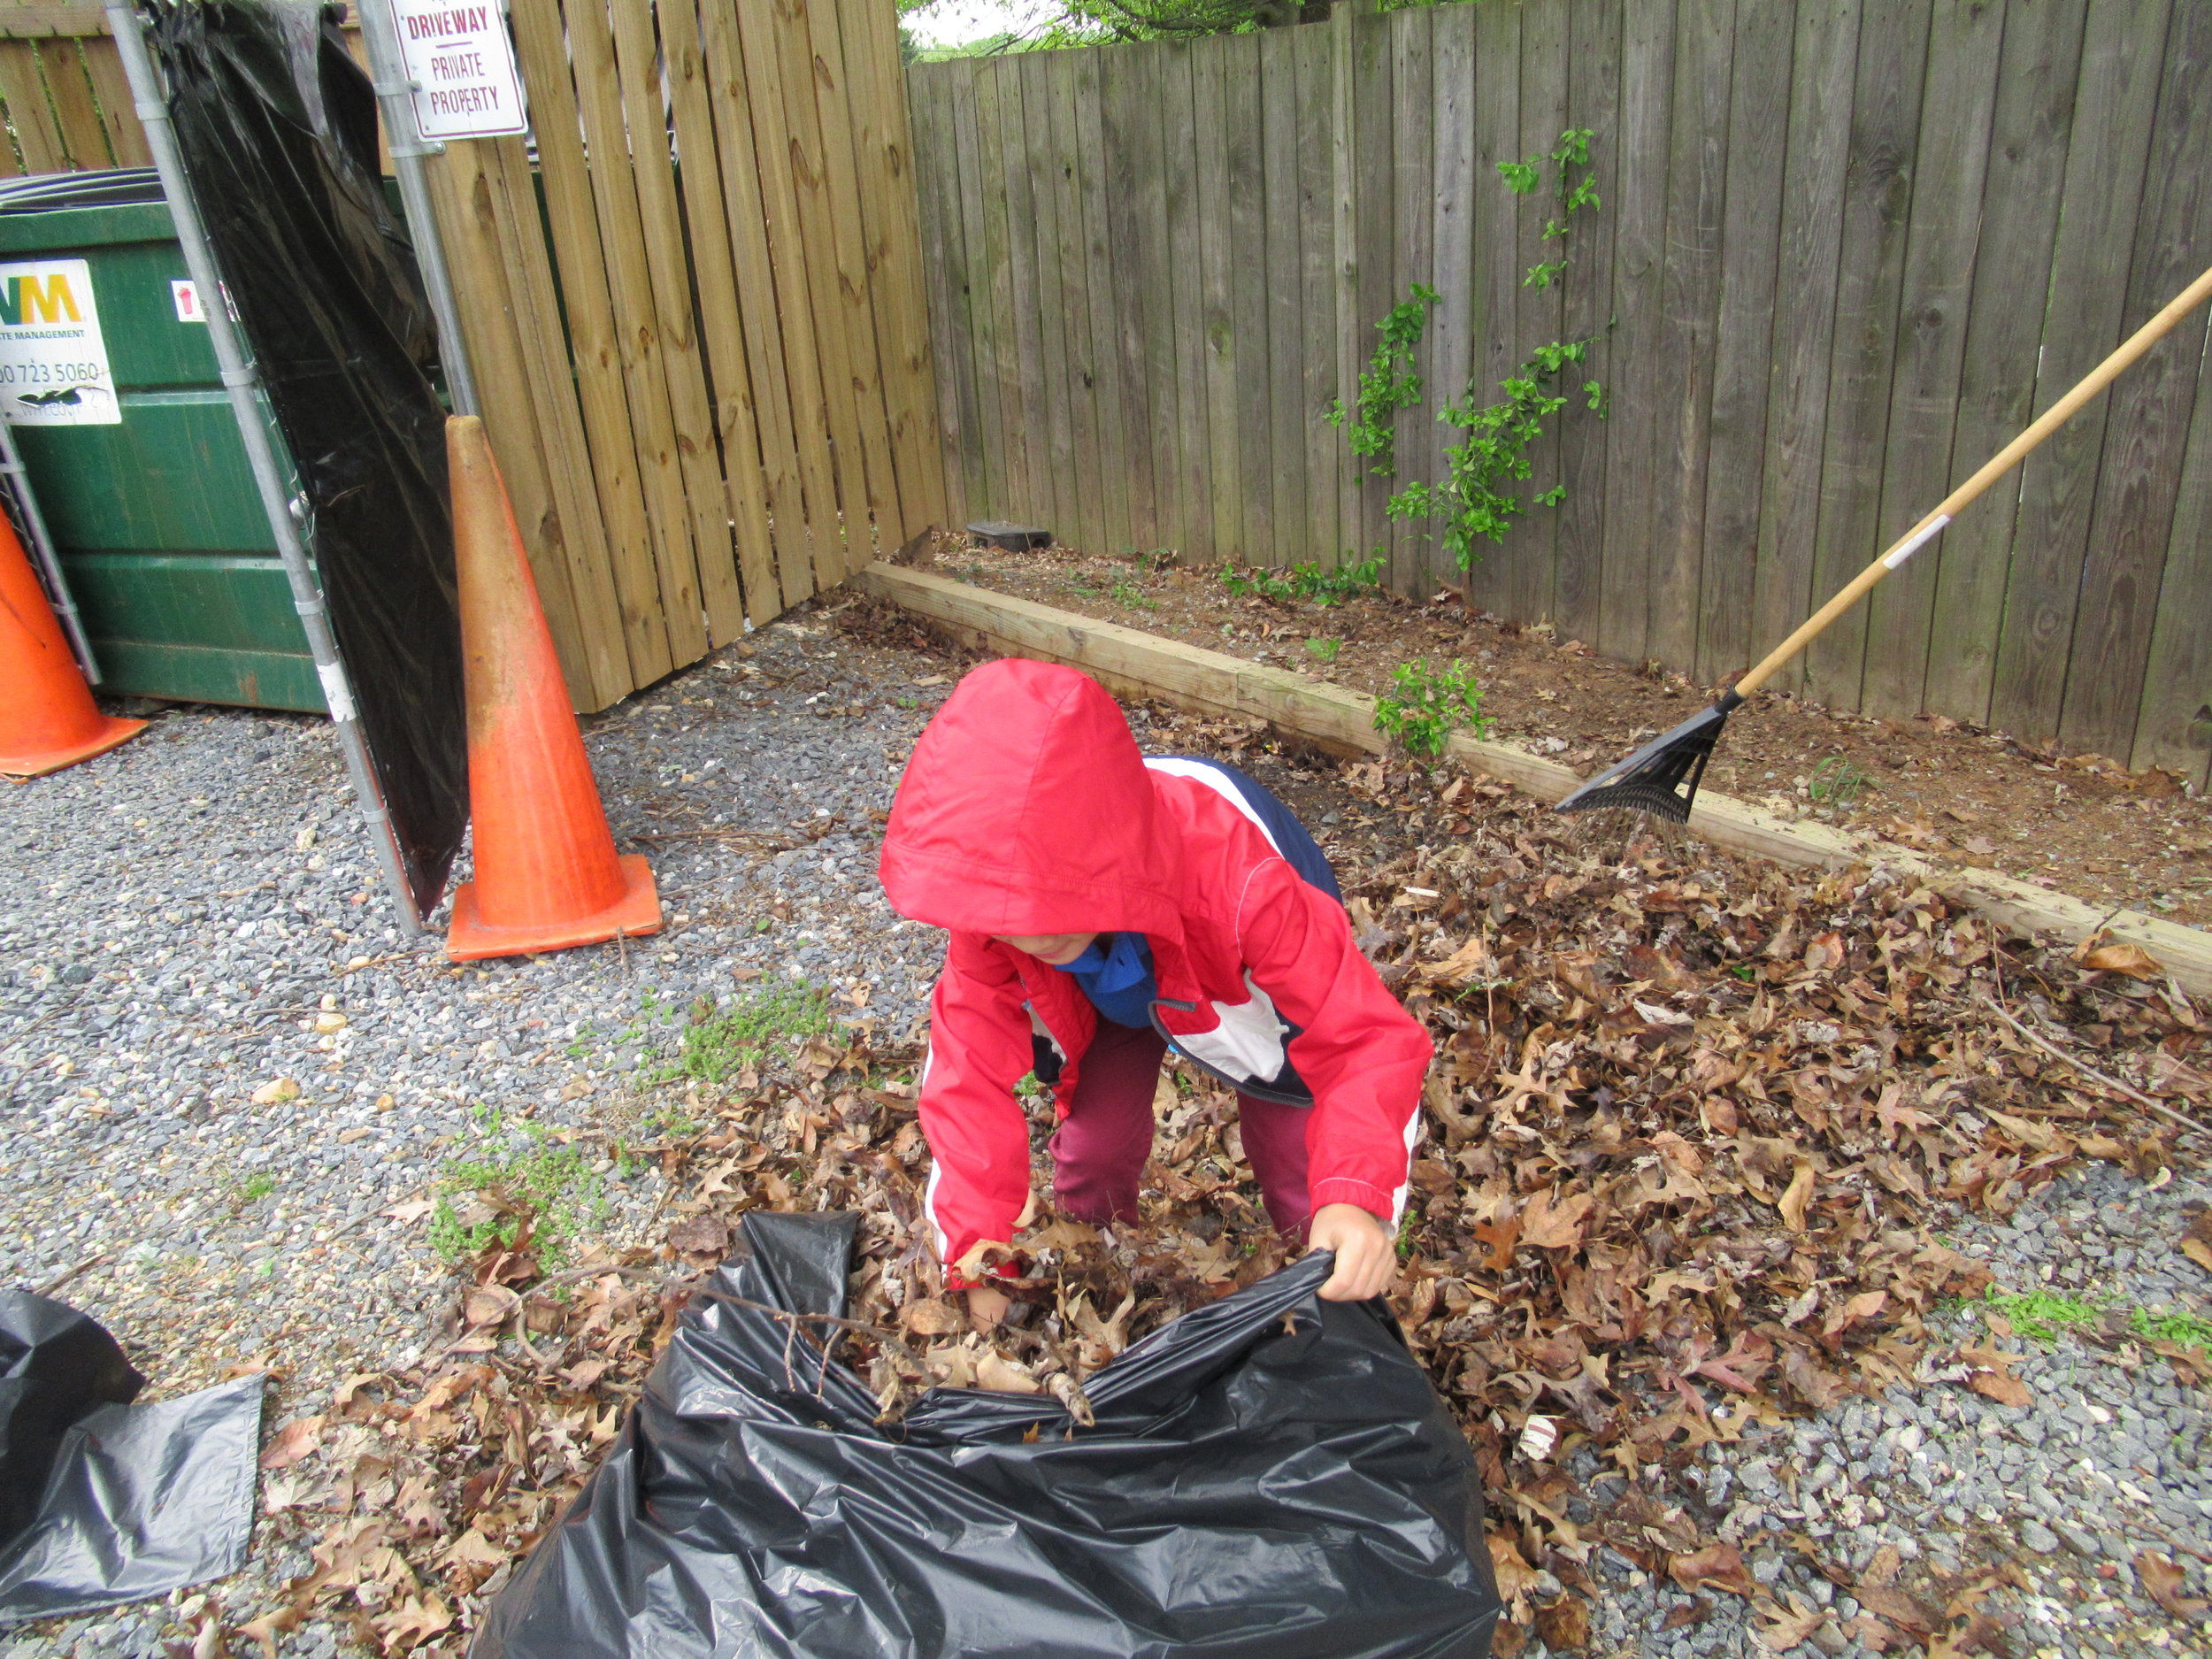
[1553,690,1744,823]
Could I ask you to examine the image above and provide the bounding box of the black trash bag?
[473,1212,1502,1659]
[0,1293,263,1624]
[147,0,465,917]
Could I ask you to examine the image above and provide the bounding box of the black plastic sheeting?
[149,0,465,916]
[474,1213,1502,1659]
[0,1294,262,1624]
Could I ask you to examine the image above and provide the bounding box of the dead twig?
[695,1289,901,1339]
[626,828,799,852]
[508,1303,558,1372]
[33,1249,110,1299]
[334,952,411,977]
[531,1262,671,1290]
[1978,995,2210,1137]
[2135,1513,2212,1569]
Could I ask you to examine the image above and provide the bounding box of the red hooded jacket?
[878,660,1432,1274]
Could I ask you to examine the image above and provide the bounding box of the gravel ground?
[4,603,2208,1657]
[1571,1156,2212,1658]
[0,611,959,1658]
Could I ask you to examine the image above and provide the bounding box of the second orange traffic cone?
[444,416,660,960]
[0,508,141,780]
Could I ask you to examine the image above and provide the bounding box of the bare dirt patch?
[923,540,2212,931]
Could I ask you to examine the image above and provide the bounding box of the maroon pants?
[1048,1019,1316,1240]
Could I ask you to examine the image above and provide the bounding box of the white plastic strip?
[1881,512,1952,570]
[317,661,357,725]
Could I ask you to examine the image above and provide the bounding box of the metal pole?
[357,0,480,417]
[104,1,425,940]
[0,419,100,681]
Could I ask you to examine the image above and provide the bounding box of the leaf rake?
[1557,261,2212,824]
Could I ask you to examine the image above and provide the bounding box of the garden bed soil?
[922,539,2212,932]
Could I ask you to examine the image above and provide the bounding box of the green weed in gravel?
[2130,1306,2212,1353]
[239,1171,275,1203]
[429,1107,607,1268]
[1979,1286,2105,1342]
[655,982,833,1087]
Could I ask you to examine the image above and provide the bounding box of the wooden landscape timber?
[852,561,2212,998]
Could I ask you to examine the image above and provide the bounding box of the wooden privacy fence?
[0,0,945,712]
[421,0,945,709]
[909,0,2212,790]
[0,4,151,171]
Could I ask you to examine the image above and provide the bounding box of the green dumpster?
[0,169,319,711]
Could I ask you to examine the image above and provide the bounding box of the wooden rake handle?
[1735,261,2212,700]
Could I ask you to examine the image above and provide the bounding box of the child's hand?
[1308,1203,1395,1302]
[966,1285,1012,1328]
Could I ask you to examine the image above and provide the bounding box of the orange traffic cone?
[444,416,660,960]
[0,509,141,779]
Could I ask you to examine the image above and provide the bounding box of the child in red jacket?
[877,659,1432,1321]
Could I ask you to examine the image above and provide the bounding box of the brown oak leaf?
[258,1415,324,1471]
[2136,1550,2210,1617]
[1957,1343,2032,1408]
[1519,1187,1594,1250]
[1778,1161,1816,1233]
[1533,1594,1591,1651]
[1669,1540,1755,1599]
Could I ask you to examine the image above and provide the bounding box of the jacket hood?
[879,660,1183,940]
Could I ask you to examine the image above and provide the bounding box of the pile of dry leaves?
[227,747,2206,1658]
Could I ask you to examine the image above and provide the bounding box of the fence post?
[1330,2,1370,565]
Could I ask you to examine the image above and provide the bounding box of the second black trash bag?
[472,1213,1502,1659]
[0,1294,262,1624]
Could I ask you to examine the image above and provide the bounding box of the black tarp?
[0,1294,262,1624]
[148,0,465,916]
[473,1213,1502,1659]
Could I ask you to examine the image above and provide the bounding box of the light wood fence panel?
[0,0,946,711]
[910,0,2210,789]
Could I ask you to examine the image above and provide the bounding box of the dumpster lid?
[0,170,165,215]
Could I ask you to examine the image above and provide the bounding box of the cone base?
[445,853,662,961]
[0,716,147,780]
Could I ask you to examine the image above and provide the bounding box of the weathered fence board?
[910,0,2208,787]
[1387,4,1432,593]
[1802,0,1928,710]
[1694,0,1786,686]
[1594,0,1670,662]
[1860,0,2002,719]
[1922,0,2084,725]
[2060,0,2210,759]
[1553,0,1619,650]
[1988,0,2170,748]
[1647,0,1729,673]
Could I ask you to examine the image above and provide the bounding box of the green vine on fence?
[1390,339,1607,569]
[1326,282,1439,478]
[1502,127,1600,289]
[1327,128,1609,572]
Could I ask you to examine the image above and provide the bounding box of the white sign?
[171,279,240,325]
[0,258,119,426]
[385,1,528,141]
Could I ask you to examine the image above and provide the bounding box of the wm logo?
[0,273,81,326]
